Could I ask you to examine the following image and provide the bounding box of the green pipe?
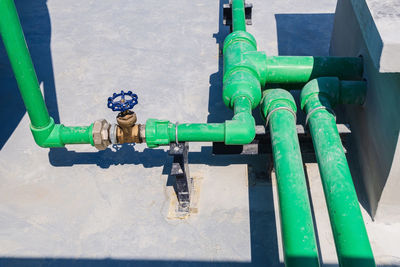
[261,89,319,267]
[265,56,363,84]
[146,10,265,148]
[0,0,93,147]
[232,0,246,32]
[0,0,50,128]
[145,96,255,147]
[300,77,374,267]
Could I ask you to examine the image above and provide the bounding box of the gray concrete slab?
[1,0,400,266]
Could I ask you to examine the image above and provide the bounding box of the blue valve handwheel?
[107,90,138,112]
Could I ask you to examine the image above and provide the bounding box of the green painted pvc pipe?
[265,56,363,84]
[145,96,255,147]
[145,5,263,148]
[232,0,246,32]
[300,77,374,267]
[0,0,93,147]
[261,89,319,267]
[0,0,50,128]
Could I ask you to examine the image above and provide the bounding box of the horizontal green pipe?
[0,0,51,128]
[232,0,246,32]
[145,97,255,147]
[172,123,225,142]
[30,118,93,147]
[0,0,93,148]
[301,77,374,267]
[60,125,94,145]
[265,56,363,84]
[261,89,319,267]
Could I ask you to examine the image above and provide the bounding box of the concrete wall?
[330,0,400,223]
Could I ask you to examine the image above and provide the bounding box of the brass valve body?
[116,112,142,144]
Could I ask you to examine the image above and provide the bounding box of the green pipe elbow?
[300,77,340,110]
[30,117,94,147]
[225,112,255,145]
[300,77,367,110]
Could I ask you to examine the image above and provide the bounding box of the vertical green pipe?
[232,0,246,32]
[0,0,94,148]
[0,0,51,128]
[300,78,375,267]
[261,89,319,267]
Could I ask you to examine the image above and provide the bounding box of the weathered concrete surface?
[1,0,400,266]
[330,0,400,224]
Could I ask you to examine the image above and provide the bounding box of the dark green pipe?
[0,0,93,147]
[265,56,363,84]
[261,89,319,267]
[300,77,374,267]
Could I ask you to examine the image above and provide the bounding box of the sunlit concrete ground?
[0,0,399,266]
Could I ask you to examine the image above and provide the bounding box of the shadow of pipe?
[0,0,60,149]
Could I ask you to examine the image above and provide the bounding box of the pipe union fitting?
[93,119,111,150]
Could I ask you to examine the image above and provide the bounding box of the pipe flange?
[93,119,111,150]
[139,124,146,143]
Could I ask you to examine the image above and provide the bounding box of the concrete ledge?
[330,0,400,223]
[336,0,400,73]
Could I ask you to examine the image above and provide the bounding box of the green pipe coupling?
[145,119,173,148]
[260,89,297,122]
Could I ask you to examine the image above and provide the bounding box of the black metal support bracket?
[223,1,253,29]
[169,142,192,213]
[213,124,351,159]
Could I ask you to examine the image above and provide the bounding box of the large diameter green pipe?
[0,0,51,128]
[261,89,319,267]
[145,96,255,147]
[0,0,93,148]
[265,56,363,84]
[232,0,246,32]
[300,77,374,267]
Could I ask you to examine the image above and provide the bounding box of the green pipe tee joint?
[260,89,297,120]
[222,31,267,109]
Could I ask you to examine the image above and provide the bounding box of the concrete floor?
[0,0,399,266]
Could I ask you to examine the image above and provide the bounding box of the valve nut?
[93,119,111,150]
[139,124,146,142]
